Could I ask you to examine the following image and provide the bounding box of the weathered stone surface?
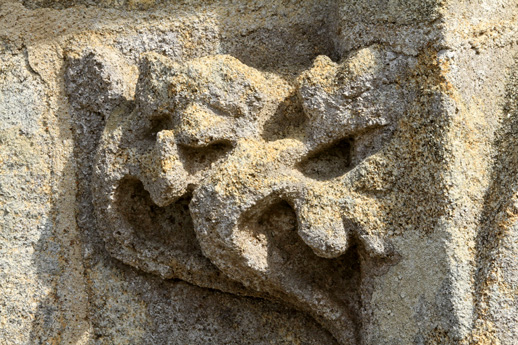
[1,0,517,344]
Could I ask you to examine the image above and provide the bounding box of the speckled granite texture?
[0,0,517,344]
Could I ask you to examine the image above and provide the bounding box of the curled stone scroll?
[91,47,416,343]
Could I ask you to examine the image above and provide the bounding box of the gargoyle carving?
[90,47,416,344]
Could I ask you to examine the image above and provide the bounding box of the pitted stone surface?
[91,53,290,295]
[91,47,417,343]
[3,1,518,344]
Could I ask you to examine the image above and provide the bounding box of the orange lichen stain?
[413,46,454,96]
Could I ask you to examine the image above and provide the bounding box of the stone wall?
[0,1,517,344]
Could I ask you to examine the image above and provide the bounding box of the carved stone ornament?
[4,0,518,343]
[91,47,417,343]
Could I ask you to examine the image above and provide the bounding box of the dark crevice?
[297,138,352,180]
[145,115,171,141]
[115,177,200,252]
[262,93,307,141]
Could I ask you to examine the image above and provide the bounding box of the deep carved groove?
[297,138,352,180]
[262,93,307,141]
[115,177,199,252]
[144,116,171,142]
[238,200,362,343]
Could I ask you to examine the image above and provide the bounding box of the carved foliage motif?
[84,47,416,343]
